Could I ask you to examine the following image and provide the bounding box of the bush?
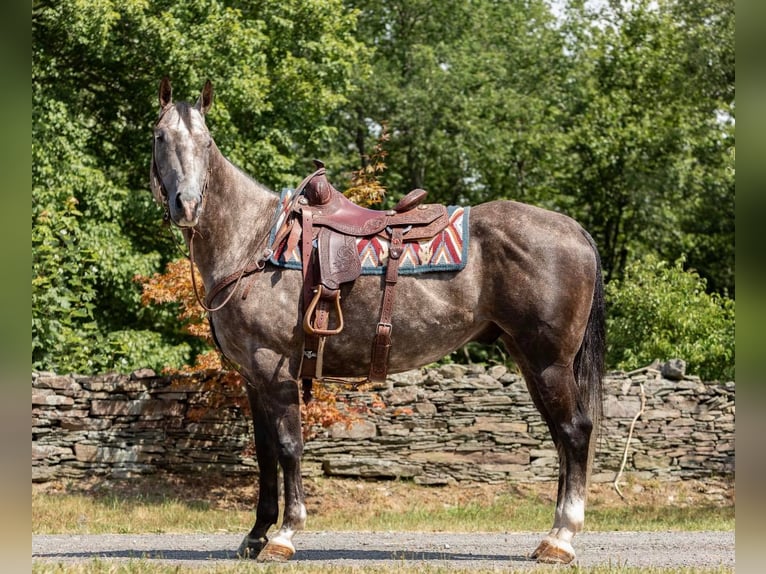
[605,254,734,381]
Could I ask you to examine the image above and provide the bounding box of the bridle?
[151,104,212,224]
[151,107,328,315]
[151,109,287,314]
[151,135,171,223]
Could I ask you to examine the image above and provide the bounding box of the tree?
[557,0,734,290]
[339,0,571,207]
[338,0,734,295]
[32,0,366,373]
[606,254,735,381]
[664,0,735,296]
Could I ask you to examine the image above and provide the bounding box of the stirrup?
[303,285,344,336]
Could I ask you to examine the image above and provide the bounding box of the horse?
[150,77,605,564]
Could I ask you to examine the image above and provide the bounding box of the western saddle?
[272,160,450,395]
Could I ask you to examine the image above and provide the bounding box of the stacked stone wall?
[32,363,734,484]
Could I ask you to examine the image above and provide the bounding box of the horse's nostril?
[179,197,199,223]
[175,195,184,210]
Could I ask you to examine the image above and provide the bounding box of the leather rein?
[186,184,282,312]
[199,167,326,311]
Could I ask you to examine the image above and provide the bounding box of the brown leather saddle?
[272,160,450,390]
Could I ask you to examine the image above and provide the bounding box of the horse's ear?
[195,80,214,115]
[159,76,172,108]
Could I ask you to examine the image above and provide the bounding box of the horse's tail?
[574,229,606,483]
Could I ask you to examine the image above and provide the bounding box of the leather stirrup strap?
[301,287,338,381]
[369,227,405,383]
[299,210,343,382]
[301,208,315,305]
[300,208,320,380]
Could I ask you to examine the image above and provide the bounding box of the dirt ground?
[34,471,734,514]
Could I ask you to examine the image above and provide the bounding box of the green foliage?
[556,0,734,289]
[31,85,187,373]
[605,255,735,381]
[340,0,570,207]
[340,0,733,294]
[32,0,734,377]
[32,0,365,374]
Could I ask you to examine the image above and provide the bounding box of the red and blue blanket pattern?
[268,189,470,275]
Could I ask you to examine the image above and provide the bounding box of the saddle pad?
[268,188,470,275]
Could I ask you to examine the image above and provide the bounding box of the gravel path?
[33,531,734,569]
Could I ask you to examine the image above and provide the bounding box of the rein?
[198,165,326,311]
[188,187,288,312]
[189,229,270,312]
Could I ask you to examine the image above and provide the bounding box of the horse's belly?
[316,273,488,377]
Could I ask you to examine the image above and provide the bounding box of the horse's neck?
[190,149,279,288]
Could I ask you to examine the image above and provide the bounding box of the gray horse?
[150,77,605,564]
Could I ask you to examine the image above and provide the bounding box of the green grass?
[32,490,734,535]
[313,496,733,533]
[586,502,734,532]
[31,561,734,574]
[32,491,251,535]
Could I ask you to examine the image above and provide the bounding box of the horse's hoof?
[257,539,296,562]
[237,536,267,559]
[531,537,576,564]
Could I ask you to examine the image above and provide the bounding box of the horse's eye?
[154,130,165,142]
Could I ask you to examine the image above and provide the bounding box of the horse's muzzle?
[173,195,200,227]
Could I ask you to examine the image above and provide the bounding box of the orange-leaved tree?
[343,123,389,207]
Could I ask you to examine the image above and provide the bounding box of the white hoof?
[257,536,296,562]
[531,536,576,564]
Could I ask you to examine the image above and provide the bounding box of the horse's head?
[150,77,214,228]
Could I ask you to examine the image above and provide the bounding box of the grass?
[31,489,734,534]
[32,475,735,535]
[32,491,249,535]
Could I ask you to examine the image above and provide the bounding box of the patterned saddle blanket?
[268,187,470,275]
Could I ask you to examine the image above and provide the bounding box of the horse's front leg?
[237,379,280,558]
[238,352,306,562]
[257,377,306,562]
[258,412,307,562]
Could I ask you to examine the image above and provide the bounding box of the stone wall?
[32,363,734,484]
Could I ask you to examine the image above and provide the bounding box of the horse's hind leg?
[517,359,593,564]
